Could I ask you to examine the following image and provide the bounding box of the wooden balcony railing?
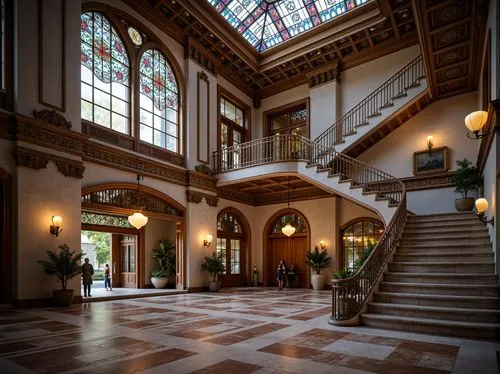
[314,55,425,148]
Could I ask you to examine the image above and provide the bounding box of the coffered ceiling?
[217,175,332,205]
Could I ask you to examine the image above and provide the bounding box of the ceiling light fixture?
[282,176,296,237]
[128,175,148,229]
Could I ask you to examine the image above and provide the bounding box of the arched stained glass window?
[139,49,179,153]
[217,213,243,233]
[80,12,130,134]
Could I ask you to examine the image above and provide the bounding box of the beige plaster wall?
[16,162,82,300]
[144,218,176,286]
[358,91,480,214]
[185,200,218,288]
[340,45,421,115]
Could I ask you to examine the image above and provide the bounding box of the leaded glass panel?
[81,11,130,134]
[271,213,307,234]
[206,0,369,52]
[139,49,179,152]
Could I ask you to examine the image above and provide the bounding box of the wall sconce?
[50,215,63,237]
[465,111,491,139]
[203,234,213,248]
[319,240,326,250]
[475,198,494,226]
[426,135,433,153]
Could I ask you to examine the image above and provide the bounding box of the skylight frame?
[206,0,370,52]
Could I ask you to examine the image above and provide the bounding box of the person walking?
[81,258,94,297]
[104,263,112,291]
[276,259,287,291]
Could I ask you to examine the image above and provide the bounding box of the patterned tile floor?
[0,287,499,373]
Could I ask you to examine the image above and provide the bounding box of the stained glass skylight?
[207,0,369,52]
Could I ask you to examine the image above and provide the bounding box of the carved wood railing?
[314,55,425,148]
[213,136,407,324]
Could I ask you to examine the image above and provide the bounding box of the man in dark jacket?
[81,258,94,297]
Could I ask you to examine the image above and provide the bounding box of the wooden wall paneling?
[38,0,66,111]
[197,71,210,164]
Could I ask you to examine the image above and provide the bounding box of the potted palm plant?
[201,251,225,292]
[305,245,332,290]
[452,159,482,211]
[151,238,176,289]
[37,244,84,306]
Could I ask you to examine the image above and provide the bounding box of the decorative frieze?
[13,146,85,178]
[401,172,455,191]
[33,109,72,129]
[186,190,219,207]
[185,37,217,76]
[187,170,217,192]
[307,62,340,88]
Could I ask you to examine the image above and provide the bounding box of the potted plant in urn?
[452,159,482,211]
[305,245,332,290]
[151,238,176,289]
[37,244,84,306]
[201,251,225,292]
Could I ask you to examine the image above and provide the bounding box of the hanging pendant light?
[281,176,296,237]
[128,175,148,229]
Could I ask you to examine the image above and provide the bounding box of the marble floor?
[0,287,499,374]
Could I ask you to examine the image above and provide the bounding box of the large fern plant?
[201,251,226,282]
[37,244,84,290]
[152,238,176,277]
[305,245,332,275]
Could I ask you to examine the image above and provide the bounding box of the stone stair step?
[388,262,494,273]
[406,213,477,223]
[393,252,493,263]
[361,313,500,339]
[367,302,500,323]
[383,272,498,285]
[397,243,491,254]
[402,232,489,240]
[379,282,499,297]
[400,237,490,246]
[403,225,486,234]
[373,292,499,309]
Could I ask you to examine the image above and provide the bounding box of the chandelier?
[128,175,148,229]
[281,176,296,237]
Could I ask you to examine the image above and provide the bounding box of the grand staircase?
[361,212,500,339]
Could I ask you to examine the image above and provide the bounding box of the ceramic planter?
[53,289,74,306]
[151,277,168,289]
[311,274,325,290]
[208,281,221,292]
[455,197,475,211]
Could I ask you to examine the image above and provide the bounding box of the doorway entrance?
[264,209,310,288]
[216,208,250,287]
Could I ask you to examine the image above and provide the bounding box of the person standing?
[104,264,112,291]
[276,259,287,291]
[81,258,94,297]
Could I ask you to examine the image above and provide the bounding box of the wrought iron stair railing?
[213,135,407,324]
[314,55,425,150]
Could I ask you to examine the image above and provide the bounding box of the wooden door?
[0,172,12,304]
[120,235,137,288]
[216,237,244,287]
[267,235,309,288]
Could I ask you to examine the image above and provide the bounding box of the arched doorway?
[0,168,12,304]
[216,208,250,287]
[81,182,185,290]
[264,209,310,288]
[341,218,384,271]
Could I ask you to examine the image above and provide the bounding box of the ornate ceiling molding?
[13,146,85,178]
[187,170,217,192]
[185,37,218,76]
[307,62,340,88]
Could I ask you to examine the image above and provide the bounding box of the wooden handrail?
[314,55,425,148]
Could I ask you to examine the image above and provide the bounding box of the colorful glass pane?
[128,26,143,46]
[206,0,369,52]
[139,49,178,111]
[80,12,129,84]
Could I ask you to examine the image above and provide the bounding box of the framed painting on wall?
[413,146,449,175]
